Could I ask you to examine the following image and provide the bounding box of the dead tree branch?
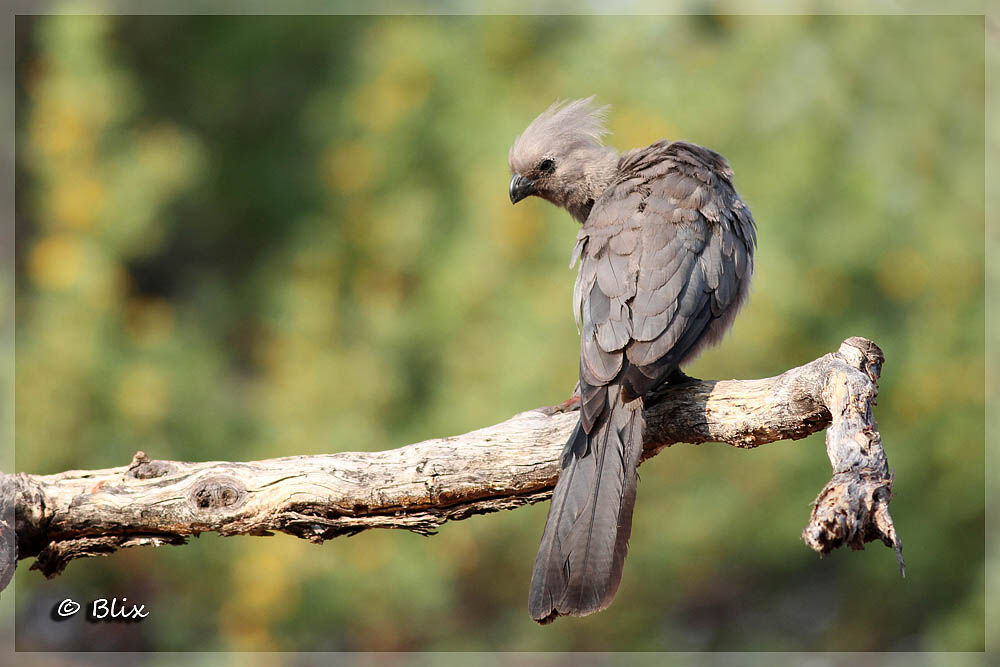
[1,336,902,586]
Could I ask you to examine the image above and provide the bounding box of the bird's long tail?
[528,389,645,623]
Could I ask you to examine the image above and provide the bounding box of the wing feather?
[573,140,756,401]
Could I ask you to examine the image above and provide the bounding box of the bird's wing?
[574,140,757,406]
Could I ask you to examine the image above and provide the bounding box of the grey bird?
[509,98,757,624]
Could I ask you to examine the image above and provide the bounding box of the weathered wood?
[802,338,905,574]
[0,337,902,587]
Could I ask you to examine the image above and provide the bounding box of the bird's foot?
[558,390,581,412]
[666,368,700,385]
[541,385,581,415]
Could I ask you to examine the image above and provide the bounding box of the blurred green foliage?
[13,14,983,652]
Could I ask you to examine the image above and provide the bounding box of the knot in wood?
[188,476,247,512]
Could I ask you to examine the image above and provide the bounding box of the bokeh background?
[11,13,984,652]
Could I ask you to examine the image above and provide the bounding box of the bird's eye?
[538,158,555,174]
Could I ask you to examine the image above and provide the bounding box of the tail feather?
[529,391,645,623]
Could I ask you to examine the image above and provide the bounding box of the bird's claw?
[666,368,699,385]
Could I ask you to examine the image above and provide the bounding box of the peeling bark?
[0,337,902,587]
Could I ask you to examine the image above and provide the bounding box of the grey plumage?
[509,98,756,623]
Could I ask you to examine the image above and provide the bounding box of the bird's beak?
[509,174,534,204]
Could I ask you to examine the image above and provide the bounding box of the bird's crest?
[509,97,611,172]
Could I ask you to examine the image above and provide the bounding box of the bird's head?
[508,97,617,221]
